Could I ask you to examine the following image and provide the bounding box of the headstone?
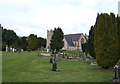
[52,62,57,71]
[50,57,53,63]
[54,54,57,62]
[6,45,8,52]
[62,53,64,58]
[13,48,15,52]
[56,54,58,62]
[15,49,17,52]
[42,50,43,53]
[54,49,56,54]
[58,53,60,61]
[10,47,12,52]
[47,49,49,53]
[21,49,23,52]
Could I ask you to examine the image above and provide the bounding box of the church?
[46,30,86,51]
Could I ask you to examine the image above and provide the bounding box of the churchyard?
[2,50,114,82]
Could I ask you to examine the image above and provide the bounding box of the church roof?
[64,33,82,46]
[65,35,74,46]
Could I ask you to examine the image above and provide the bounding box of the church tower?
[118,1,120,16]
[46,29,53,49]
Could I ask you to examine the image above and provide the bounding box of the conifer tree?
[94,13,119,68]
[50,27,64,52]
[28,34,38,50]
[117,15,120,59]
[88,26,95,58]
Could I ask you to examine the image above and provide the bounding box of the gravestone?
[50,57,53,63]
[13,48,15,52]
[56,54,58,62]
[47,49,49,53]
[6,45,9,52]
[10,47,12,52]
[62,53,64,58]
[21,49,23,52]
[52,62,57,71]
[58,53,60,61]
[54,54,57,62]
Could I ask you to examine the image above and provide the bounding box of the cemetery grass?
[2,51,114,82]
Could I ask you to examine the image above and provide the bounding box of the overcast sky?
[0,0,119,38]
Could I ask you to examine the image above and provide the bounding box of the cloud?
[0,0,119,38]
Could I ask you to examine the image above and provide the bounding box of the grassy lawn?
[2,50,114,82]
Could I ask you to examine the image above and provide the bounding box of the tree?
[50,27,64,52]
[38,37,46,48]
[81,33,89,56]
[117,15,120,59]
[0,24,2,51]
[94,13,119,68]
[2,28,19,51]
[28,34,38,50]
[17,36,28,50]
[81,40,89,56]
[88,26,95,58]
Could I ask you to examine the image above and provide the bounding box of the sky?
[0,0,120,38]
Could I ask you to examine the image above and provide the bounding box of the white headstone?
[15,49,16,52]
[47,49,49,53]
[10,47,12,52]
[21,49,23,52]
[6,45,8,52]
[13,48,14,52]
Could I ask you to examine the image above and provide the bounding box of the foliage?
[28,34,38,50]
[2,28,19,50]
[117,15,120,59]
[94,13,119,68]
[38,37,46,48]
[88,26,95,58]
[17,37,28,50]
[50,27,64,52]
